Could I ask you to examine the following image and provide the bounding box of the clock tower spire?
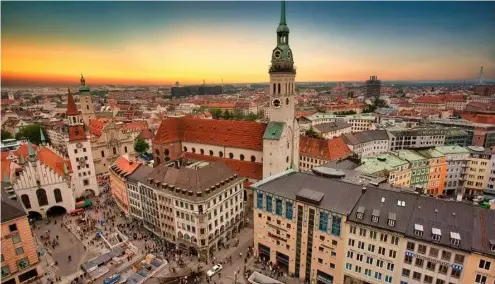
[263,0,299,178]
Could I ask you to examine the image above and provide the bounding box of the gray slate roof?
[127,165,153,184]
[1,182,26,223]
[255,172,363,215]
[348,187,418,234]
[342,130,389,145]
[314,121,351,133]
[405,197,474,252]
[472,207,495,257]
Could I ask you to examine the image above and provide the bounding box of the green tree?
[134,138,150,154]
[1,129,13,141]
[245,112,260,121]
[305,127,319,138]
[210,108,223,119]
[223,110,233,120]
[15,125,49,145]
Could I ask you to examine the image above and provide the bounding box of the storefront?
[317,270,334,284]
[275,251,290,273]
[258,243,271,261]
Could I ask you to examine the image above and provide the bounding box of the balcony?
[268,64,296,74]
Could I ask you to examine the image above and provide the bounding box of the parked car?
[206,264,223,277]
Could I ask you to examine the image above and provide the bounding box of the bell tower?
[263,0,299,178]
[66,87,100,197]
[78,74,96,126]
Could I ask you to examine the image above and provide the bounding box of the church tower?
[66,88,100,197]
[262,1,300,178]
[78,74,96,126]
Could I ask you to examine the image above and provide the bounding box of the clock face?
[272,99,281,108]
[79,159,86,167]
[273,50,281,59]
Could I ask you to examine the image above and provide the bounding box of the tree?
[134,138,150,154]
[1,129,13,141]
[15,125,49,145]
[305,127,319,138]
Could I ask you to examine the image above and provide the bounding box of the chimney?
[362,186,367,193]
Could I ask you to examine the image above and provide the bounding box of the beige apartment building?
[253,170,363,283]
[343,187,418,284]
[1,186,40,284]
[465,146,492,196]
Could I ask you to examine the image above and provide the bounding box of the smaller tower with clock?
[263,0,300,178]
[66,88,100,197]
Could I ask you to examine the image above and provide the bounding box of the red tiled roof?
[153,117,267,151]
[137,129,154,140]
[183,152,262,180]
[444,94,465,102]
[299,136,351,160]
[13,144,37,159]
[66,91,79,115]
[68,125,87,142]
[414,96,444,104]
[205,103,236,109]
[114,155,141,175]
[1,152,9,161]
[37,147,71,176]
[122,121,148,132]
[88,118,110,137]
[459,113,495,125]
[2,160,11,180]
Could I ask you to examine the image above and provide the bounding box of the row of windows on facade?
[403,255,462,279]
[1,257,30,278]
[182,147,258,162]
[21,188,63,209]
[349,226,400,246]
[344,264,393,283]
[257,192,342,237]
[405,241,466,263]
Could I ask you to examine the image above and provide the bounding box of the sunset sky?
[2,1,494,86]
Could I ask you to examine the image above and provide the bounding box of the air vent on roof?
[434,209,438,213]
[452,212,456,216]
[381,197,385,203]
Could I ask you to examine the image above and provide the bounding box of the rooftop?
[1,182,26,223]
[356,153,408,174]
[435,145,470,155]
[397,149,427,162]
[417,148,444,159]
[254,171,363,215]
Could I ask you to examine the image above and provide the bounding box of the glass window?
[15,247,24,255]
[331,216,342,237]
[319,212,328,232]
[285,201,293,219]
[1,265,11,278]
[275,199,282,216]
[256,192,263,210]
[266,195,272,212]
[17,258,30,271]
[12,234,21,244]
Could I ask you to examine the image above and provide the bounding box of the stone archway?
[46,206,67,217]
[28,211,43,221]
[82,189,97,198]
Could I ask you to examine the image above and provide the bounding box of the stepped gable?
[153,117,267,151]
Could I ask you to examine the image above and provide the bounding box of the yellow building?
[1,185,40,284]
[253,170,363,283]
[463,207,495,284]
[356,153,411,188]
[465,146,491,196]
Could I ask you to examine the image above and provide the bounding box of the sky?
[2,1,495,86]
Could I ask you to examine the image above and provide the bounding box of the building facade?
[388,127,446,151]
[109,155,141,214]
[435,146,470,196]
[128,160,245,259]
[465,146,492,196]
[253,171,362,283]
[365,76,381,98]
[342,130,390,158]
[1,190,40,284]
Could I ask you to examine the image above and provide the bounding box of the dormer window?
[372,209,380,223]
[388,212,397,227]
[489,240,495,252]
[414,224,423,237]
[450,232,460,246]
[356,206,365,220]
[432,228,441,242]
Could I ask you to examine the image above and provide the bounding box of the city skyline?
[2,1,495,86]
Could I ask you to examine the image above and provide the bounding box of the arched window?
[229,153,234,159]
[54,188,63,203]
[86,105,90,110]
[124,146,128,153]
[164,149,169,156]
[209,150,214,156]
[286,156,289,163]
[286,98,289,105]
[21,194,31,209]
[155,149,160,156]
[251,156,256,162]
[200,149,204,155]
[277,83,281,94]
[113,147,117,155]
[156,157,161,164]
[273,84,276,94]
[184,146,188,152]
[219,151,224,158]
[101,151,105,158]
[192,148,196,153]
[164,157,170,162]
[36,188,48,207]
[240,154,245,161]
